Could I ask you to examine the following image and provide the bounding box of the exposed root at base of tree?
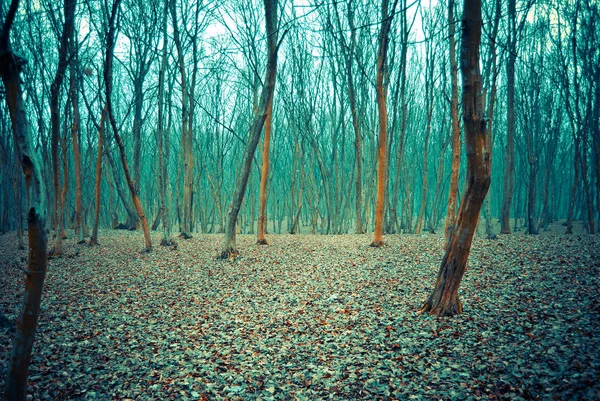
[77,240,87,245]
[160,238,177,250]
[139,247,152,254]
[256,239,269,245]
[179,233,193,240]
[113,223,136,230]
[370,240,385,248]
[419,299,463,317]
[218,248,239,261]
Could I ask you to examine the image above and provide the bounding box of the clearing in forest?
[1,229,599,400]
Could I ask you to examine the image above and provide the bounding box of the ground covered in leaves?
[1,229,599,400]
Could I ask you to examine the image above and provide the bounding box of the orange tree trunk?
[1,0,49,397]
[371,0,395,247]
[219,0,280,259]
[257,100,273,244]
[104,0,152,251]
[444,0,461,240]
[421,0,490,317]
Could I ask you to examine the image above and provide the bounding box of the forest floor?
[1,227,599,400]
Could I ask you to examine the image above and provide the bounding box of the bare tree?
[1,0,48,397]
[219,0,281,259]
[371,0,398,247]
[421,0,490,317]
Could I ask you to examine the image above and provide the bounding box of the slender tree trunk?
[220,0,280,259]
[132,80,143,207]
[49,0,76,256]
[445,0,461,239]
[158,0,171,245]
[90,105,107,245]
[59,129,68,239]
[566,143,579,234]
[69,38,84,243]
[257,100,273,244]
[500,0,516,234]
[371,0,395,247]
[104,0,151,251]
[421,0,490,317]
[415,40,434,235]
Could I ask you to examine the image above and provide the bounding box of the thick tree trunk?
[1,1,49,396]
[257,100,273,245]
[4,209,47,401]
[445,0,461,240]
[371,0,395,247]
[220,0,280,259]
[421,0,490,317]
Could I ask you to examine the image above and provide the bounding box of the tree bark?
[90,104,106,246]
[157,0,171,245]
[49,0,76,256]
[69,35,84,243]
[104,0,152,251]
[257,100,273,244]
[1,1,48,397]
[371,0,396,247]
[219,0,280,259]
[445,0,461,240]
[421,0,490,317]
[500,0,516,234]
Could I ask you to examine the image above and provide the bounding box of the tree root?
[179,232,193,240]
[419,298,463,317]
[218,248,239,261]
[256,238,269,245]
[160,238,177,250]
[370,240,385,248]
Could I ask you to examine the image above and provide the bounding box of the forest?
[1,0,599,399]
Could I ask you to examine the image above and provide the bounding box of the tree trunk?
[371,0,395,247]
[445,0,461,240]
[49,0,76,256]
[90,105,107,245]
[415,37,435,235]
[1,1,49,396]
[500,0,516,234]
[257,100,273,244]
[69,37,84,243]
[104,0,152,251]
[220,0,280,259]
[421,0,490,317]
[158,0,171,245]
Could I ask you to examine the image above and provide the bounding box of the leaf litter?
[0,229,599,400]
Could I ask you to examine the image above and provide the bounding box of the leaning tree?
[421,0,491,317]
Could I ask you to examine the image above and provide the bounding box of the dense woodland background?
[0,0,598,250]
[1,0,600,399]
